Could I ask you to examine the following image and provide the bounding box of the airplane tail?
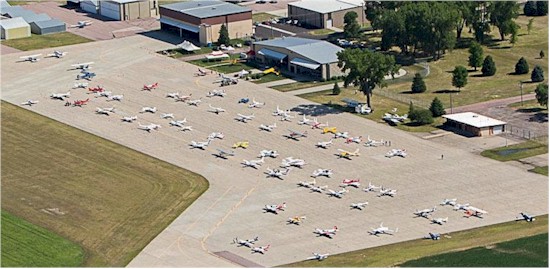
[394,228,399,233]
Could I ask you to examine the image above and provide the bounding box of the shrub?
[535,83,548,108]
[332,82,341,95]
[320,78,326,82]
[411,73,427,93]
[515,57,529,74]
[531,65,545,82]
[409,108,434,125]
[429,97,446,117]
[481,55,496,76]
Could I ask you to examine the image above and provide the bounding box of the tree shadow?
[433,89,461,94]
[471,74,489,78]
[528,112,549,123]
[517,107,546,113]
[507,72,528,75]
[289,103,346,117]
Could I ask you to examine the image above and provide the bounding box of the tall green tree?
[509,21,519,46]
[411,73,427,93]
[468,42,483,71]
[343,11,361,39]
[535,83,548,108]
[489,1,520,41]
[453,1,477,40]
[527,18,534,34]
[531,65,545,82]
[429,97,446,117]
[515,57,530,74]
[452,65,468,91]
[217,24,230,46]
[337,48,396,110]
[481,55,497,76]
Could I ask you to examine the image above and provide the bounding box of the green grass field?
[400,233,548,267]
[284,215,548,267]
[1,211,84,267]
[309,29,336,36]
[251,73,288,84]
[529,166,549,176]
[480,140,549,162]
[272,80,338,92]
[1,101,209,266]
[253,12,281,23]
[1,32,93,51]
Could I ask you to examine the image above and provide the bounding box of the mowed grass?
[1,32,93,51]
[188,55,254,74]
[480,140,548,161]
[284,215,548,267]
[1,102,209,266]
[272,80,338,92]
[253,12,280,23]
[400,233,548,267]
[1,211,84,267]
[251,73,288,84]
[529,166,549,176]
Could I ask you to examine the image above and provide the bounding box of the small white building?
[443,112,507,137]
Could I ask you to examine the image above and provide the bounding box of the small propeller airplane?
[363,182,381,192]
[297,179,316,188]
[188,99,202,106]
[350,202,369,210]
[142,82,159,91]
[169,119,187,128]
[440,198,457,206]
[166,92,179,98]
[280,112,294,122]
[298,115,314,125]
[311,169,332,178]
[345,136,362,144]
[242,157,265,169]
[424,232,441,240]
[175,94,193,102]
[208,104,225,114]
[72,98,90,107]
[341,179,360,188]
[232,236,259,248]
[95,91,112,98]
[206,89,226,97]
[364,136,385,147]
[213,148,235,159]
[314,226,338,238]
[259,123,277,132]
[137,122,160,132]
[265,167,290,179]
[516,212,536,222]
[96,107,115,116]
[21,100,39,106]
[251,244,270,254]
[431,217,448,225]
[180,125,193,132]
[414,207,437,218]
[160,113,174,119]
[310,119,329,129]
[287,215,307,225]
[464,206,487,218]
[88,86,105,93]
[207,132,225,140]
[337,149,360,159]
[189,139,212,150]
[386,149,407,158]
[326,188,348,198]
[259,149,279,158]
[121,116,138,122]
[47,50,67,58]
[263,202,286,214]
[453,203,471,211]
[50,91,71,100]
[316,139,333,149]
[196,68,208,76]
[284,129,307,140]
[19,54,42,62]
[378,187,397,197]
[140,106,157,113]
[310,185,328,193]
[107,95,123,102]
[334,132,349,139]
[248,99,265,108]
[272,105,291,116]
[322,127,338,134]
[232,141,249,149]
[76,71,96,80]
[307,253,329,261]
[235,113,255,123]
[73,82,89,89]
[71,20,92,28]
[369,223,398,236]
[71,62,94,70]
[281,157,306,168]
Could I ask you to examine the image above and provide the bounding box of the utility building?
[288,0,365,29]
[29,19,66,35]
[443,112,507,137]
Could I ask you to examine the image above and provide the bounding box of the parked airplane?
[337,149,360,159]
[259,149,279,158]
[297,179,316,188]
[314,226,338,238]
[232,236,259,248]
[322,127,338,134]
[382,113,408,125]
[71,62,94,69]
[280,112,294,122]
[272,105,290,116]
[414,207,437,218]
[310,185,328,193]
[281,157,306,168]
[265,167,289,179]
[326,188,348,198]
[88,86,105,93]
[517,212,536,222]
[316,139,333,149]
[47,50,67,58]
[175,94,193,102]
[188,99,202,106]
[464,206,487,218]
[208,104,225,114]
[196,68,208,76]
[166,92,179,98]
[206,89,226,97]
[378,187,397,197]
[307,253,329,261]
[76,71,96,80]
[341,179,361,188]
[232,141,249,149]
[142,82,159,91]
[364,136,385,147]
[189,139,212,150]
[311,169,332,178]
[160,113,174,119]
[363,182,380,192]
[50,91,70,100]
[350,202,369,210]
[345,136,362,144]
[140,106,157,113]
[311,119,329,129]
[287,215,307,225]
[107,95,123,102]
[334,132,349,139]
[21,100,39,106]
[369,223,398,236]
[248,98,265,108]
[207,132,225,140]
[453,203,471,211]
[121,116,138,122]
[251,245,270,254]
[73,82,89,89]
[431,217,448,225]
[242,157,265,169]
[71,20,92,28]
[96,107,115,116]
[19,54,41,62]
[298,115,314,125]
[259,123,277,132]
[440,198,457,206]
[169,119,187,128]
[95,91,112,98]
[235,113,255,123]
[284,129,307,140]
[73,98,90,107]
[263,202,286,214]
[137,122,160,132]
[424,232,441,240]
[386,149,407,158]
[213,148,235,159]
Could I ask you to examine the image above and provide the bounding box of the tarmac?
[1,35,547,268]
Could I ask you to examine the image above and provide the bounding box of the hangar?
[1,6,65,35]
[443,112,507,137]
[29,19,66,35]
[0,17,30,40]
[159,0,252,45]
[70,0,159,21]
[288,0,365,29]
[252,36,345,80]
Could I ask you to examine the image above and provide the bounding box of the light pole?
[449,92,453,114]
[519,81,524,107]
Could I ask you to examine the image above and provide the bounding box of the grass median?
[2,32,93,51]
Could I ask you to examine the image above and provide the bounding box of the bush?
[481,55,496,76]
[332,82,341,95]
[411,73,427,93]
[535,83,548,108]
[515,57,529,74]
[320,78,326,82]
[531,65,545,82]
[409,108,434,125]
[429,97,446,117]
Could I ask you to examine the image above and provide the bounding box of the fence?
[375,90,431,108]
[506,125,548,143]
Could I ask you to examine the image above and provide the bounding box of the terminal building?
[443,112,507,137]
[288,0,365,29]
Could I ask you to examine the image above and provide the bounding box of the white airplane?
[297,115,314,125]
[96,107,115,116]
[263,202,286,214]
[235,113,255,123]
[431,217,448,225]
[297,179,316,188]
[189,139,211,150]
[196,68,208,76]
[47,50,67,58]
[137,122,161,132]
[363,182,381,193]
[107,94,123,102]
[453,203,471,211]
[71,20,92,28]
[316,139,333,149]
[280,112,294,122]
[334,132,349,139]
[251,244,270,254]
[337,149,360,159]
[364,136,385,147]
[259,123,277,132]
[310,185,328,193]
[259,149,279,158]
[140,107,157,113]
[213,148,235,159]
[378,187,397,197]
[272,105,290,116]
[175,94,193,102]
[242,157,265,169]
[207,132,225,140]
[50,91,71,100]
[169,119,187,128]
[386,149,407,158]
[19,54,42,62]
[180,125,193,132]
[188,99,202,106]
[314,226,338,238]
[284,129,307,140]
[73,82,89,89]
[160,113,174,119]
[287,215,307,225]
[281,157,306,168]
[76,71,96,80]
[440,198,457,206]
[350,202,369,210]
[311,169,332,178]
[121,116,137,122]
[206,89,226,98]
[248,99,265,108]
[307,253,329,261]
[208,104,225,114]
[166,92,180,99]
[95,91,112,98]
[341,179,361,188]
[369,223,398,236]
[71,62,94,70]
[345,136,362,144]
[326,188,348,198]
[21,100,39,106]
[517,212,536,222]
[265,167,290,179]
[464,206,488,218]
[232,236,259,248]
[414,207,437,218]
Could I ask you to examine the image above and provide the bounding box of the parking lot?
[1,35,547,267]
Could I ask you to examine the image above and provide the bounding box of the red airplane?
[341,179,361,188]
[143,82,158,91]
[73,98,90,107]
[88,86,104,93]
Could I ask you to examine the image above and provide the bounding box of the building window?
[153,1,156,9]
[328,13,332,20]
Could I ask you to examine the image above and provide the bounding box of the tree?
[408,101,415,116]
[531,65,545,82]
[332,82,341,95]
[537,1,548,16]
[527,18,534,34]
[509,21,519,46]
[343,11,361,39]
[454,1,477,40]
[409,108,434,125]
[481,55,497,76]
[430,97,446,117]
[468,41,483,71]
[489,1,520,41]
[540,50,545,59]
[524,1,538,16]
[337,48,397,110]
[217,24,230,46]
[515,57,529,74]
[411,73,427,93]
[452,65,468,91]
[535,83,548,108]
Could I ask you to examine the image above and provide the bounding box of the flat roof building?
[288,0,365,29]
[159,0,253,45]
[0,17,31,40]
[443,112,507,137]
[30,19,66,35]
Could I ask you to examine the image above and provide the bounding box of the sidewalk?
[260,78,297,87]
[289,81,345,96]
[445,93,537,114]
